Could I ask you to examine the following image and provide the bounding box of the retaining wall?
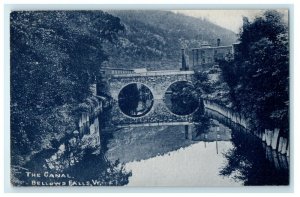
[203,99,289,156]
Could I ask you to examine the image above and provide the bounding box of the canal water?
[16,101,289,186]
[102,110,289,186]
[99,82,289,186]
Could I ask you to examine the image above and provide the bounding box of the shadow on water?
[219,128,289,185]
[205,108,290,185]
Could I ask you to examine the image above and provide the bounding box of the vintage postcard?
[10,8,290,187]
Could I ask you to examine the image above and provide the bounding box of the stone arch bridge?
[108,70,197,127]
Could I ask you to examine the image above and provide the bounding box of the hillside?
[103,10,237,70]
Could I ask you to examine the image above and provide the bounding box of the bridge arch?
[162,80,193,99]
[116,82,156,102]
[117,82,155,118]
[163,80,200,117]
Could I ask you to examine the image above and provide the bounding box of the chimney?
[217,38,221,47]
[181,49,188,71]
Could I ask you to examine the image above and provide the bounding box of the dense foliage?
[166,81,199,115]
[118,83,140,116]
[219,10,289,133]
[10,11,124,165]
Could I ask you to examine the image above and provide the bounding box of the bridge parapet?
[111,70,194,77]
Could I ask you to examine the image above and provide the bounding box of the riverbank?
[11,95,106,185]
[203,99,290,157]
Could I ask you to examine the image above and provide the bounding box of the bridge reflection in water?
[103,106,289,186]
[106,101,233,164]
[105,120,231,164]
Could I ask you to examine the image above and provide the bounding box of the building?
[188,40,236,71]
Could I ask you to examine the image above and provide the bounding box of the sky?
[171,10,288,33]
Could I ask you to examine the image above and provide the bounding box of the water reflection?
[118,83,154,117]
[105,117,241,186]
[125,141,241,186]
[204,108,289,185]
[105,125,198,163]
[164,81,199,115]
[16,106,289,186]
[105,106,289,186]
[219,129,289,185]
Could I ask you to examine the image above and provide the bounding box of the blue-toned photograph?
[10,9,289,186]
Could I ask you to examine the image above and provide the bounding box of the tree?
[10,11,124,166]
[118,83,140,116]
[219,10,289,132]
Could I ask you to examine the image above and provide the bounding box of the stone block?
[271,128,280,150]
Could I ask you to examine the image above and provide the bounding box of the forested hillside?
[103,10,237,70]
